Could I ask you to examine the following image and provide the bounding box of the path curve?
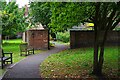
[2,42,68,79]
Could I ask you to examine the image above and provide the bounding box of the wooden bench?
[0,50,13,69]
[19,43,34,56]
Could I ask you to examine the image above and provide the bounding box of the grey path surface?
[2,42,68,79]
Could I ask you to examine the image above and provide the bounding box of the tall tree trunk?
[93,31,99,75]
[98,44,104,75]
[97,31,108,75]
[93,2,101,75]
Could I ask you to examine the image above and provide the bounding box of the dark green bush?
[56,31,70,43]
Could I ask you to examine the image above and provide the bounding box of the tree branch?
[100,3,109,30]
[105,5,117,30]
[110,18,120,30]
[94,2,101,31]
[113,11,120,21]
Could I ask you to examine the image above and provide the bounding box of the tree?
[91,2,120,75]
[1,2,28,36]
[29,2,120,76]
[30,2,51,28]
[49,2,120,76]
[30,2,52,49]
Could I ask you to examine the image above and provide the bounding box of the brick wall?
[28,29,48,49]
[70,30,120,49]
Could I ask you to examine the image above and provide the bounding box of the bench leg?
[10,57,13,64]
[28,50,30,55]
[20,52,22,56]
[1,59,4,69]
[2,62,3,69]
[33,49,34,54]
[20,51,28,56]
[10,53,13,64]
[1,60,5,69]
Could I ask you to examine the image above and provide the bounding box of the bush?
[56,31,70,43]
[49,42,55,47]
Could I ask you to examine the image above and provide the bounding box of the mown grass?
[2,39,25,63]
[0,39,44,77]
[2,39,43,63]
[40,46,119,79]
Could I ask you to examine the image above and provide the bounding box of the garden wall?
[70,30,120,49]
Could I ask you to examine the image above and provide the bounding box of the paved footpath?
[2,42,68,79]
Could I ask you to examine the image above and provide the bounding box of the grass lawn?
[40,46,119,79]
[0,39,44,76]
[2,39,43,63]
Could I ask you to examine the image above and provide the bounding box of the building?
[23,24,49,50]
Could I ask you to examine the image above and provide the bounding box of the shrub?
[49,42,55,47]
[56,31,70,43]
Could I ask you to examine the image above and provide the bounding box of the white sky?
[6,0,29,8]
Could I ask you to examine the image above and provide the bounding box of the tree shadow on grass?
[90,73,119,80]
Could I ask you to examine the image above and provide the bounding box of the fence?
[70,30,120,49]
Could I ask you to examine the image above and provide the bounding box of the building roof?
[29,23,45,30]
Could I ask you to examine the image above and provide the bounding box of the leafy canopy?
[1,2,29,36]
[29,2,120,32]
[30,2,51,27]
[49,2,95,32]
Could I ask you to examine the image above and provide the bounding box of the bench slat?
[0,57,11,61]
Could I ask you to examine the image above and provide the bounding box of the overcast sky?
[6,0,29,8]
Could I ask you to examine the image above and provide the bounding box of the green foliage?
[40,47,118,78]
[49,2,120,32]
[29,2,120,32]
[56,31,70,43]
[29,2,94,33]
[30,2,51,27]
[93,2,120,31]
[1,2,29,36]
[49,2,88,32]
[114,24,120,30]
[49,42,55,47]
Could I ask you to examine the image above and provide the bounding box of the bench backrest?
[0,49,6,57]
[19,44,28,52]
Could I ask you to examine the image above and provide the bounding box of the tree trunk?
[98,31,108,75]
[93,31,99,75]
[98,44,104,75]
[93,42,99,75]
[93,3,101,75]
[94,31,108,76]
